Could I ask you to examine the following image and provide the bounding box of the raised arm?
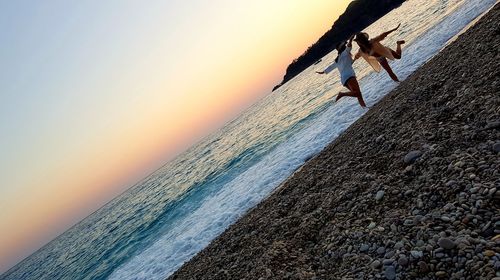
[373,23,401,42]
[352,51,361,62]
[346,34,355,48]
[318,62,338,74]
[353,50,362,61]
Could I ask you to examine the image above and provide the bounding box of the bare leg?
[335,92,347,102]
[396,40,405,56]
[378,57,400,82]
[391,40,405,59]
[335,78,366,107]
[386,40,405,60]
[347,78,367,107]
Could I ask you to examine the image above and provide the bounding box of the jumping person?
[354,24,405,82]
[316,35,367,108]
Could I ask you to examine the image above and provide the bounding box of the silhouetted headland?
[273,0,405,91]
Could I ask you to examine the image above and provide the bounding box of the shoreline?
[170,4,499,280]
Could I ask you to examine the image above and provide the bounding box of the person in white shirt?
[316,35,367,108]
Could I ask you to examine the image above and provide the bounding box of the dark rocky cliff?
[273,0,406,91]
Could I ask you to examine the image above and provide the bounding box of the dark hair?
[355,32,371,53]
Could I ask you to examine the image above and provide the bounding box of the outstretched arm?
[319,62,338,74]
[374,23,401,42]
[346,34,355,48]
[353,51,362,61]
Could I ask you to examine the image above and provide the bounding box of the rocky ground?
[170,5,500,280]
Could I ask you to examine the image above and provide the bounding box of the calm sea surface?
[1,0,496,279]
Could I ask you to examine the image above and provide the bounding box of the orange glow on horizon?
[0,1,352,272]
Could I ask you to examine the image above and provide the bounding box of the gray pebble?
[489,188,497,196]
[394,241,404,250]
[383,259,394,265]
[404,219,414,226]
[435,271,447,277]
[404,150,423,164]
[390,224,397,232]
[384,250,395,259]
[375,190,385,201]
[485,120,500,130]
[377,247,386,255]
[438,238,456,249]
[417,199,424,208]
[441,216,451,222]
[411,250,423,258]
[360,244,370,252]
[371,259,382,269]
[398,255,409,266]
[445,180,457,187]
[384,265,396,280]
[493,142,500,153]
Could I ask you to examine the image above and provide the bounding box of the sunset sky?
[0,0,351,273]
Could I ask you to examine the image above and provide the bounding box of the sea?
[1,0,497,279]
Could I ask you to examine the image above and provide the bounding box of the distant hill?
[273,0,406,91]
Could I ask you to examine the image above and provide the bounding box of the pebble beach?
[170,4,500,280]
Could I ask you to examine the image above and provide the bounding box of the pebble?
[174,19,500,278]
[384,250,395,259]
[417,199,424,208]
[404,219,414,226]
[398,255,409,266]
[394,242,404,250]
[390,224,397,232]
[377,247,386,255]
[438,238,456,249]
[384,266,396,280]
[445,180,457,187]
[410,250,423,258]
[360,244,370,252]
[485,120,500,130]
[418,261,429,273]
[436,271,448,277]
[404,150,423,164]
[484,250,495,257]
[383,259,394,266]
[441,216,451,222]
[493,142,500,153]
[371,260,382,269]
[488,188,497,196]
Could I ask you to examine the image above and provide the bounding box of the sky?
[0,0,351,273]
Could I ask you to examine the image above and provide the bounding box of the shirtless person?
[354,24,405,82]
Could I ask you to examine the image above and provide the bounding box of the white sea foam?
[109,1,496,279]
